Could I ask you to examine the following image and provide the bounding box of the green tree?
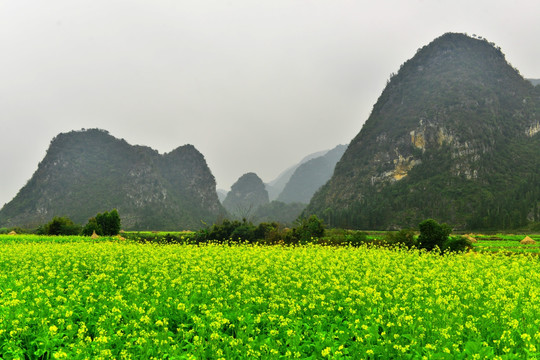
[39,216,82,235]
[442,236,472,253]
[97,209,121,236]
[386,228,417,248]
[230,223,257,242]
[82,209,121,236]
[417,219,452,251]
[293,215,325,242]
[81,217,101,236]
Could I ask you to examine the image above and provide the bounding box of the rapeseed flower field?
[1,235,539,359]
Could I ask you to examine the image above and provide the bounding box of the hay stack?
[8,230,17,235]
[91,230,100,240]
[520,236,536,245]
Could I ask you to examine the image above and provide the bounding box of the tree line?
[35,209,121,236]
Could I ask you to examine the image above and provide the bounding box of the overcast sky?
[1,0,539,207]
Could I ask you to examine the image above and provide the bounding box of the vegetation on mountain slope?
[306,33,540,230]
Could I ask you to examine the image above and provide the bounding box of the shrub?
[443,236,473,253]
[193,219,254,243]
[281,228,298,245]
[192,216,326,245]
[417,219,452,251]
[209,219,243,242]
[208,219,242,242]
[230,224,257,242]
[346,231,369,247]
[7,227,29,234]
[124,232,185,244]
[97,209,121,236]
[386,228,417,248]
[82,209,121,236]
[38,216,82,235]
[193,220,287,244]
[293,215,325,243]
[254,222,280,244]
[81,217,101,236]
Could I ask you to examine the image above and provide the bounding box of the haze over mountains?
[1,33,539,231]
[219,145,347,203]
[218,146,346,223]
[276,145,346,204]
[264,148,333,201]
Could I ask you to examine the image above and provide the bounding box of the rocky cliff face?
[223,172,269,218]
[0,129,224,230]
[306,33,540,230]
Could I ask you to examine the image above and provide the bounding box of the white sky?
[1,0,539,207]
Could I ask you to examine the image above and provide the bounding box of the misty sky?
[1,0,539,207]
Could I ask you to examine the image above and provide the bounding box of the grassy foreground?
[1,237,540,359]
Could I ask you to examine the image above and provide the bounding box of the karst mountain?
[222,172,269,218]
[0,129,224,230]
[306,33,540,230]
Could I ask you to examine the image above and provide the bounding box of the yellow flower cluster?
[0,238,539,358]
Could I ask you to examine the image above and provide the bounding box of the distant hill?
[528,78,540,86]
[222,172,269,218]
[0,129,224,230]
[252,201,307,226]
[216,189,228,203]
[277,145,347,204]
[306,33,540,230]
[265,149,330,200]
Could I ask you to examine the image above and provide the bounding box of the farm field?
[1,235,540,359]
[470,234,540,254]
